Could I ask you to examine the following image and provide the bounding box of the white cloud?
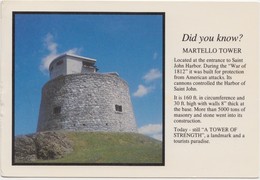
[133,84,153,97]
[39,33,58,73]
[66,48,82,55]
[44,33,57,52]
[153,52,158,60]
[151,133,162,141]
[143,69,162,82]
[138,123,162,141]
[39,33,82,74]
[139,123,162,134]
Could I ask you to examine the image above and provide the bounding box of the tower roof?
[49,53,96,71]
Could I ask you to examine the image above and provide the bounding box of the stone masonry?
[37,73,137,133]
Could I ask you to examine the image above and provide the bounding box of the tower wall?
[37,73,137,133]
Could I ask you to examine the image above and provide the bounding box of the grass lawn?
[35,132,163,164]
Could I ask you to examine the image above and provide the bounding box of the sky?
[14,13,163,140]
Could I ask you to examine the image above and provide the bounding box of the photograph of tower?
[37,53,137,133]
[13,13,164,165]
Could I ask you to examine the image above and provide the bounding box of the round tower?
[37,54,137,133]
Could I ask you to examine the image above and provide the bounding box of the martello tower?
[37,54,137,133]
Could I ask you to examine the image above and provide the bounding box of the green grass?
[36,132,163,164]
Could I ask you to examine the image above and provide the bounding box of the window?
[56,60,63,66]
[82,61,89,67]
[115,105,122,112]
[53,106,61,114]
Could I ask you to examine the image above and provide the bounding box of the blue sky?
[15,13,163,140]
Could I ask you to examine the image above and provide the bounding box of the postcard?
[0,1,259,178]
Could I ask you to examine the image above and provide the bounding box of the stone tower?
[37,54,137,133]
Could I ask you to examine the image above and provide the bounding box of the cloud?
[44,33,58,53]
[66,48,83,55]
[133,84,153,97]
[138,123,162,141]
[143,68,162,82]
[39,33,58,73]
[151,133,162,141]
[153,52,158,60]
[132,69,161,98]
[39,33,82,74]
